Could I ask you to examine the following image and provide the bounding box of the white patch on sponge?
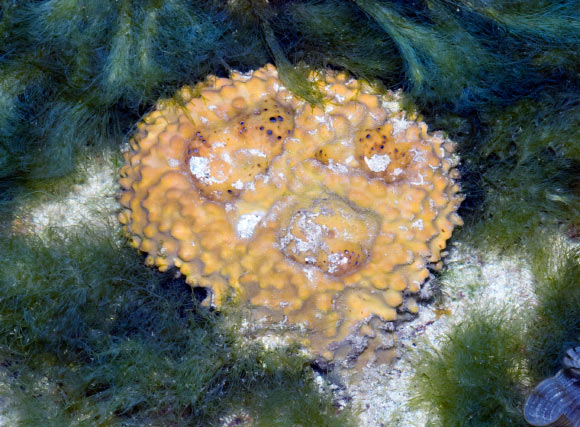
[236,212,265,239]
[365,154,391,172]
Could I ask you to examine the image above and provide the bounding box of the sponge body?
[119,65,463,359]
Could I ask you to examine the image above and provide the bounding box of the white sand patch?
[345,241,537,426]
[13,153,119,237]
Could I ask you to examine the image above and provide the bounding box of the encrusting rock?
[119,64,463,363]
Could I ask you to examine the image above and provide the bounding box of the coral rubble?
[119,65,463,362]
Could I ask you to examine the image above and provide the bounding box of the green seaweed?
[411,309,527,426]
[0,0,265,180]
[410,235,580,426]
[526,239,580,379]
[282,0,401,82]
[354,0,508,107]
[452,1,580,45]
[0,226,353,425]
[454,93,580,250]
[2,0,580,182]
[459,151,580,249]
[3,1,580,425]
[262,20,324,106]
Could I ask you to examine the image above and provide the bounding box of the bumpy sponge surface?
[119,65,463,360]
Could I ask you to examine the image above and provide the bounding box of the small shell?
[563,347,580,378]
[524,347,580,427]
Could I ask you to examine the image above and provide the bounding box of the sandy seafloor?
[1,152,553,426]
[343,244,537,426]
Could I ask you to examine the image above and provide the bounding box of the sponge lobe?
[279,197,380,277]
[119,65,463,363]
[187,98,293,202]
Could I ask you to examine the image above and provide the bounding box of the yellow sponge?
[119,65,463,360]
